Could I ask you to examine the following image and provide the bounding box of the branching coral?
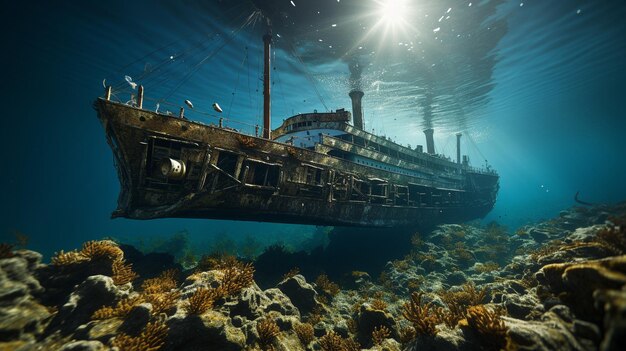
[81,240,124,261]
[281,267,300,281]
[319,331,360,351]
[476,261,501,273]
[142,269,179,294]
[315,274,340,297]
[398,325,416,344]
[401,292,439,336]
[110,320,168,351]
[145,291,181,315]
[51,250,88,266]
[92,295,144,320]
[219,262,255,297]
[256,318,280,351]
[112,259,138,285]
[371,325,391,346]
[370,299,387,311]
[466,305,509,351]
[593,217,626,255]
[294,322,315,346]
[183,288,219,315]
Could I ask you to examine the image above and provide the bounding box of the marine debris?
[1,201,626,350]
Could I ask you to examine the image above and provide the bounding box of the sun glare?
[380,0,407,24]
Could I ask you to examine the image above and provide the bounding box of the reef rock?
[356,303,397,346]
[46,275,129,335]
[539,255,626,323]
[503,312,587,351]
[276,274,321,315]
[165,311,246,351]
[0,254,50,344]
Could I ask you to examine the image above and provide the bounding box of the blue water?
[1,0,625,258]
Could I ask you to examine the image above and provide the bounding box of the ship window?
[216,151,239,176]
[304,166,323,185]
[307,121,312,126]
[241,160,280,187]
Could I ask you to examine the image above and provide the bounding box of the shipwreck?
[95,29,499,228]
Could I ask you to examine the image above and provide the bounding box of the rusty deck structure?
[95,30,498,227]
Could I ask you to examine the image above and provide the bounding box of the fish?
[184,99,194,108]
[212,103,223,113]
[124,75,137,89]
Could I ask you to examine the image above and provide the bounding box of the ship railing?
[104,86,272,139]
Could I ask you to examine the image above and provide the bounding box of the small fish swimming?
[184,99,194,109]
[124,75,137,89]
[212,103,223,113]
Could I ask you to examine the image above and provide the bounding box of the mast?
[263,28,272,139]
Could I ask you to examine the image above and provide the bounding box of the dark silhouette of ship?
[95,31,499,227]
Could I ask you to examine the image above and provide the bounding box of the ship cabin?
[272,109,465,179]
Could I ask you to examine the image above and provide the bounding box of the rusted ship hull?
[95,98,498,228]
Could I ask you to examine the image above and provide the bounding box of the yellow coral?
[183,288,218,315]
[112,259,138,285]
[142,269,179,294]
[294,322,315,346]
[256,318,280,351]
[51,250,88,266]
[81,240,124,261]
[110,320,168,351]
[466,305,509,351]
[315,274,340,297]
[398,325,416,344]
[219,262,255,297]
[92,295,143,320]
[318,331,346,351]
[371,325,391,346]
[402,292,439,336]
[281,267,300,281]
[370,299,387,311]
[145,290,181,315]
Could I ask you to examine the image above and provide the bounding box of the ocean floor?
[1,202,626,351]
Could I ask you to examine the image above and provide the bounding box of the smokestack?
[423,128,435,154]
[456,133,462,164]
[349,90,364,130]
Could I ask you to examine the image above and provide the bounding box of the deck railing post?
[255,125,260,137]
[219,118,223,128]
[104,86,111,100]
[179,107,185,119]
[137,85,144,109]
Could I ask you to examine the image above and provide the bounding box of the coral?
[398,325,416,344]
[452,241,475,264]
[294,322,315,346]
[440,282,487,309]
[142,269,179,294]
[593,218,626,255]
[411,232,424,248]
[281,267,300,281]
[529,240,566,261]
[0,243,15,259]
[401,292,439,336]
[371,325,391,346]
[391,259,411,272]
[92,295,144,320]
[196,253,239,271]
[370,299,387,311]
[112,259,138,285]
[183,288,219,315]
[81,240,124,261]
[476,261,501,273]
[219,262,255,296]
[315,274,340,297]
[466,305,509,351]
[256,318,280,351]
[51,250,88,266]
[145,290,181,315]
[319,331,360,351]
[347,318,358,333]
[110,320,168,351]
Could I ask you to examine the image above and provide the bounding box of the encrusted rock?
[46,275,128,335]
[356,304,397,346]
[165,311,246,351]
[504,313,586,351]
[58,340,106,351]
[276,275,321,315]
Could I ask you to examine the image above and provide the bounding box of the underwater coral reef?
[1,202,626,350]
